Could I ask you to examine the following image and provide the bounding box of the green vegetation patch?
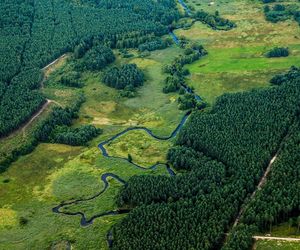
[105,130,172,167]
[185,45,300,103]
[255,240,300,250]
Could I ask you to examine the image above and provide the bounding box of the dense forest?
[0,0,180,137]
[102,64,144,97]
[0,93,98,172]
[48,125,102,146]
[111,67,300,249]
[138,38,173,52]
[223,68,300,249]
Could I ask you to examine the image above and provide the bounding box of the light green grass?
[255,240,300,250]
[175,0,300,104]
[257,221,300,239]
[76,46,185,136]
[185,45,300,103]
[0,132,172,249]
[105,130,173,167]
[60,177,123,220]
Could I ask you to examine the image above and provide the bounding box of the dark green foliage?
[0,0,180,135]
[163,75,182,93]
[270,66,300,85]
[112,68,300,249]
[262,0,277,3]
[222,224,256,250]
[2,178,10,183]
[19,216,29,226]
[167,146,211,171]
[193,10,236,30]
[119,85,137,98]
[35,94,85,142]
[264,4,290,22]
[263,3,300,25]
[266,47,289,58]
[11,68,43,90]
[77,45,115,71]
[178,93,197,110]
[138,38,172,52]
[163,42,207,95]
[0,88,45,136]
[128,154,133,163]
[48,125,102,146]
[60,71,83,88]
[240,119,300,230]
[103,64,144,90]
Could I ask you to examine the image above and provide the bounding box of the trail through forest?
[232,127,294,228]
[253,236,300,241]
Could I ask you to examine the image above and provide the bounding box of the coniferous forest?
[0,0,179,137]
[1,0,300,249]
[111,67,300,249]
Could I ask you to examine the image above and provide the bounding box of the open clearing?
[176,0,300,104]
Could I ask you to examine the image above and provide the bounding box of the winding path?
[253,236,300,242]
[21,99,52,137]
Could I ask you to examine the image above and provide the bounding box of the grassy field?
[257,221,300,239]
[255,240,300,250]
[176,0,300,104]
[0,43,184,249]
[105,130,173,167]
[0,131,171,249]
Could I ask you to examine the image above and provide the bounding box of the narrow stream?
[52,1,196,248]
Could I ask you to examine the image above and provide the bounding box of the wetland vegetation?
[0,0,300,249]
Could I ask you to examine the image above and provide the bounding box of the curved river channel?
[52,1,194,248]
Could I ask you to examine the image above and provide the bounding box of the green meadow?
[176,0,300,104]
[0,44,184,249]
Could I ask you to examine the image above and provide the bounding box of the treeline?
[193,10,236,30]
[263,3,300,25]
[0,93,99,172]
[266,47,289,58]
[223,67,300,249]
[111,67,300,249]
[0,0,180,136]
[75,44,115,71]
[224,121,300,249]
[34,93,100,146]
[270,66,300,85]
[138,38,173,52]
[0,68,45,136]
[48,125,101,146]
[103,64,144,97]
[60,71,83,88]
[162,42,207,110]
